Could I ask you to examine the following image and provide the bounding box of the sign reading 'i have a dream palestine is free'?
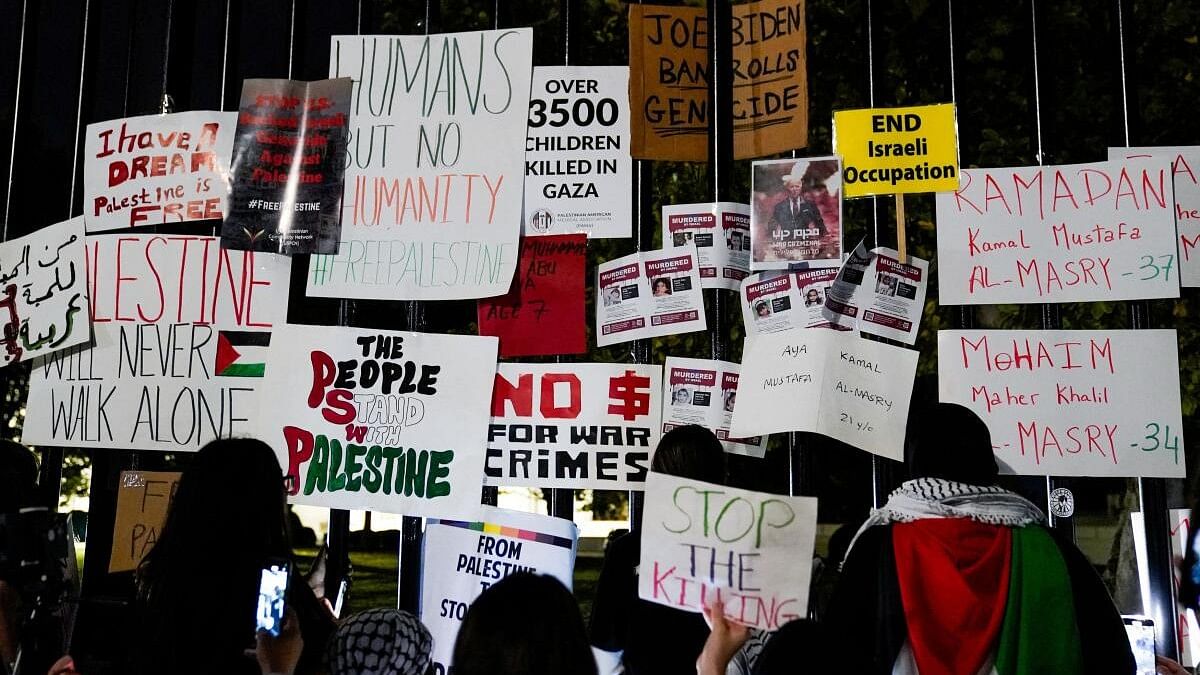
[833,103,959,198]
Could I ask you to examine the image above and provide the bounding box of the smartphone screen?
[256,561,291,637]
[1122,616,1156,675]
[331,578,349,619]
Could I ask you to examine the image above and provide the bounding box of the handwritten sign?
[938,329,1185,478]
[259,325,497,519]
[729,329,917,460]
[750,157,842,268]
[936,159,1179,305]
[663,357,766,458]
[23,235,291,450]
[662,203,751,290]
[84,111,236,232]
[740,269,845,335]
[1131,509,1200,667]
[833,103,959,198]
[0,217,90,366]
[596,245,707,347]
[477,234,586,358]
[628,0,808,161]
[638,471,817,630]
[488,363,661,490]
[1109,147,1200,287]
[108,471,180,573]
[223,78,351,254]
[307,30,533,300]
[523,66,631,238]
[420,506,577,672]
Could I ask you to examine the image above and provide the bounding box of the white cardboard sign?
[523,66,631,239]
[729,329,917,460]
[1109,147,1200,287]
[938,329,1185,478]
[308,30,533,300]
[24,234,291,450]
[638,472,818,630]
[936,159,1179,304]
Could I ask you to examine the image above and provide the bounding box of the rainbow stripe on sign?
[430,519,574,550]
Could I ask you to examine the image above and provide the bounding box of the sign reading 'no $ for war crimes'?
[639,472,818,630]
[260,325,497,519]
[938,330,1185,478]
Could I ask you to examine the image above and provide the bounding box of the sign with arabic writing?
[0,218,91,366]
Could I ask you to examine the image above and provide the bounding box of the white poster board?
[24,234,291,450]
[638,472,817,630]
[488,363,662,489]
[663,357,767,458]
[257,325,497,519]
[741,269,844,335]
[729,329,918,460]
[0,217,90,365]
[308,30,533,300]
[1109,147,1200,287]
[84,111,236,232]
[523,66,631,238]
[662,202,752,290]
[1131,509,1199,667]
[420,506,577,672]
[596,245,707,347]
[936,159,1179,304]
[938,329,1185,477]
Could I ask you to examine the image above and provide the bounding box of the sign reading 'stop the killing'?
[629,0,808,161]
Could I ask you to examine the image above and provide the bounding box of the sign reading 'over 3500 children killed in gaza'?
[259,326,498,520]
[833,103,959,198]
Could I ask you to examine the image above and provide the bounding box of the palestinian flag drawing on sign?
[216,330,270,377]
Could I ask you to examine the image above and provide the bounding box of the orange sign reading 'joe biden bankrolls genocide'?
[629,0,808,162]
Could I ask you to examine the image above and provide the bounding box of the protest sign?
[1109,147,1200,287]
[524,66,631,238]
[222,78,351,254]
[596,245,707,347]
[740,269,846,335]
[1131,510,1199,667]
[0,217,90,366]
[663,357,767,458]
[750,157,842,269]
[259,325,497,518]
[662,203,751,290]
[307,30,533,300]
[421,506,577,673]
[628,0,808,161]
[84,111,236,232]
[108,471,180,573]
[23,235,291,451]
[936,158,1179,305]
[823,243,929,345]
[832,103,959,198]
[730,329,917,460]
[638,471,817,629]
[488,363,661,489]
[938,329,1185,478]
[477,235,586,358]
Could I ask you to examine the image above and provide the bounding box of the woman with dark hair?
[134,438,333,675]
[452,572,596,675]
[589,425,726,675]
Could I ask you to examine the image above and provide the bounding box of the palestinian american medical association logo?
[529,209,553,233]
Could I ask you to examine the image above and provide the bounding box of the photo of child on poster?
[751,157,842,269]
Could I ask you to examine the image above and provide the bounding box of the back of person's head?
[906,402,998,486]
[752,619,829,675]
[0,440,38,513]
[137,437,293,672]
[328,608,432,675]
[650,424,724,485]
[452,572,597,675]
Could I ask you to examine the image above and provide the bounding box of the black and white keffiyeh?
[847,477,1046,554]
[327,608,433,675]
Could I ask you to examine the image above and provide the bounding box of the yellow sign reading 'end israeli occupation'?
[833,103,959,198]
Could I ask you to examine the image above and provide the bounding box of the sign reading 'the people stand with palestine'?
[833,103,959,198]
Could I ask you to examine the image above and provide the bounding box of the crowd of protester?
[0,406,1192,674]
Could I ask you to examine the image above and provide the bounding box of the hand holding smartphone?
[256,559,292,637]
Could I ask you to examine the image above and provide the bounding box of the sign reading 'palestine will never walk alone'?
[23,235,292,451]
[307,30,534,301]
